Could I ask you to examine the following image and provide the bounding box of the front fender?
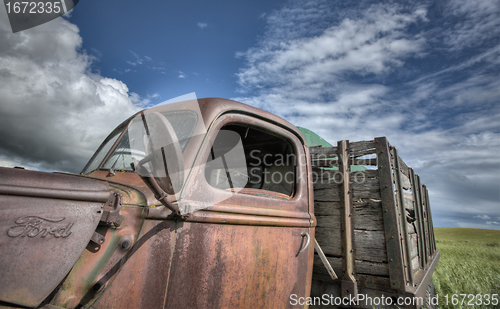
[0,167,110,308]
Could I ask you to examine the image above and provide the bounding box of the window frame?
[180,113,309,213]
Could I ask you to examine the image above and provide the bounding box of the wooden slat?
[419,179,429,266]
[315,198,381,214]
[316,216,341,228]
[316,200,384,231]
[315,228,388,263]
[403,193,414,202]
[350,140,376,153]
[404,196,416,234]
[375,137,405,291]
[425,186,437,255]
[350,148,377,158]
[410,168,425,270]
[353,230,388,263]
[352,200,384,231]
[349,169,379,180]
[352,178,381,199]
[310,146,338,158]
[352,157,378,166]
[312,168,342,181]
[312,159,338,168]
[314,201,340,216]
[314,186,340,202]
[409,233,418,259]
[398,156,410,177]
[404,196,414,210]
[314,228,342,256]
[392,147,414,287]
[313,158,378,167]
[401,173,412,190]
[313,255,389,277]
[405,222,415,235]
[411,255,420,274]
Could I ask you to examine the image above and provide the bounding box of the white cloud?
[0,158,39,170]
[237,4,426,92]
[486,221,500,225]
[127,50,153,66]
[235,3,429,143]
[197,22,208,29]
[178,71,186,79]
[0,8,141,173]
[444,0,500,50]
[234,0,500,230]
[474,215,492,220]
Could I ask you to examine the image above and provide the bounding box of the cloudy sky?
[0,0,498,230]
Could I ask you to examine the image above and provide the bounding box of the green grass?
[433,227,500,309]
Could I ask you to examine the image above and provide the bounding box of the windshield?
[82,110,198,174]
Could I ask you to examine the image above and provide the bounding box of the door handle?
[296,232,310,256]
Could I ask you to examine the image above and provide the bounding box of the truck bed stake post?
[338,140,358,299]
[393,147,414,287]
[375,137,406,291]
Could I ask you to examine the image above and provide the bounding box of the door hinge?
[100,192,123,227]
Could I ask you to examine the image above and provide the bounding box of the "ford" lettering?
[7,216,74,238]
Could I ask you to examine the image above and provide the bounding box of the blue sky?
[70,0,284,100]
[0,0,499,229]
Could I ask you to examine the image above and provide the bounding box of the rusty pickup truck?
[0,98,439,309]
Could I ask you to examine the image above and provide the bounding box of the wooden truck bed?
[309,137,439,308]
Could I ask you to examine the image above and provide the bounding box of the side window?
[204,124,296,197]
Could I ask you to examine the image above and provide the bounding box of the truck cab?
[0,98,316,309]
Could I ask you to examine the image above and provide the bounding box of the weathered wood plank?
[403,192,414,202]
[406,220,416,234]
[352,200,384,231]
[350,140,376,153]
[391,146,415,286]
[398,156,410,177]
[314,228,342,256]
[314,201,341,216]
[353,230,387,262]
[313,158,378,167]
[313,187,340,202]
[313,255,389,277]
[317,200,384,231]
[349,169,379,180]
[409,233,418,259]
[314,175,379,191]
[313,169,379,182]
[312,168,342,181]
[310,146,338,158]
[316,215,341,228]
[352,157,378,166]
[350,148,377,158]
[404,195,416,234]
[401,172,412,190]
[312,159,339,168]
[352,178,381,199]
[352,176,380,188]
[315,228,388,263]
[375,137,405,291]
[411,255,420,274]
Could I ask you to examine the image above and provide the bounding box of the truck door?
[164,113,315,308]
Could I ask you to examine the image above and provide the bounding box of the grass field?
[433,227,500,309]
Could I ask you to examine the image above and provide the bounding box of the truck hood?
[0,167,110,308]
